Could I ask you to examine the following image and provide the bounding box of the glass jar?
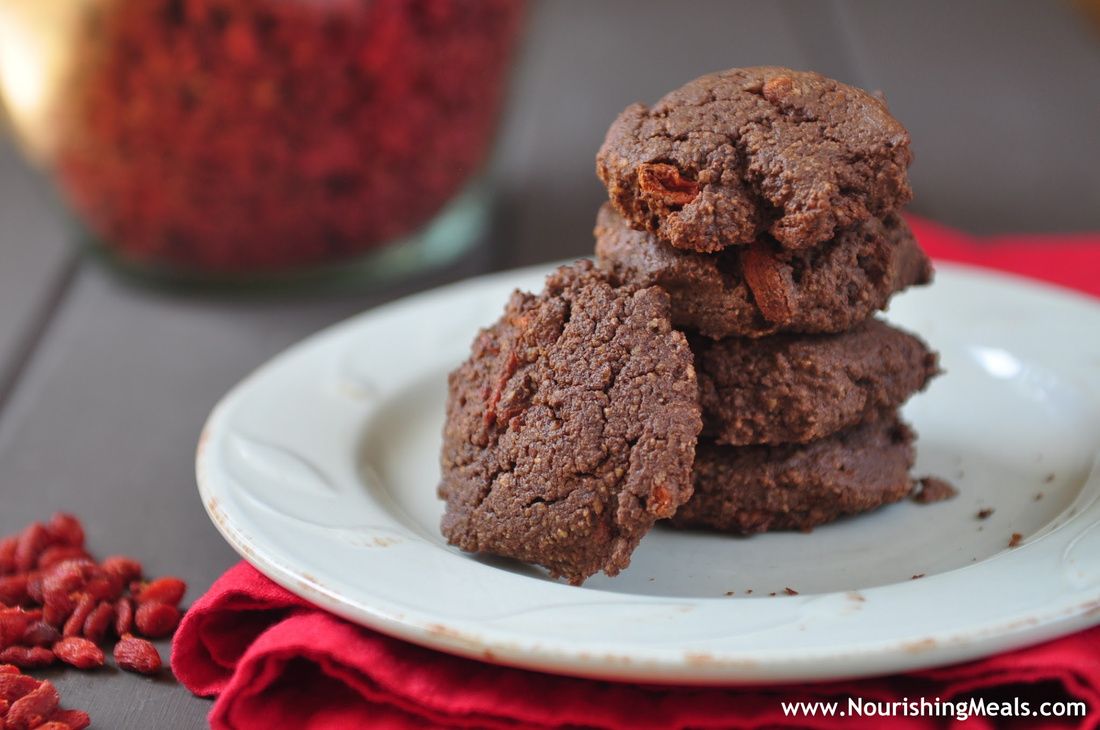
[0,0,524,287]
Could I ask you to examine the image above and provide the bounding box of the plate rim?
[196,261,1100,684]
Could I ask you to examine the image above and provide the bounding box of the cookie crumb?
[911,573,926,580]
[784,587,799,596]
[1008,532,1023,548]
[769,592,777,597]
[1043,473,1055,484]
[1034,492,1044,501]
[976,508,994,520]
[746,589,753,595]
[724,591,734,596]
[910,476,958,504]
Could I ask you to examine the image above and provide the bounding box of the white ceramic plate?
[197,263,1100,684]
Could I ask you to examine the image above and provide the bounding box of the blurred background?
[494,0,1100,264]
[0,1,1097,725]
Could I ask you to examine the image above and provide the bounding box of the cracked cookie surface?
[696,319,939,446]
[439,260,701,584]
[671,417,915,534]
[597,66,912,252]
[595,204,931,340]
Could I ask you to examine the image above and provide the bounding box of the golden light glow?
[0,0,87,160]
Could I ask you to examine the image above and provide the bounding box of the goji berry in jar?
[43,0,525,275]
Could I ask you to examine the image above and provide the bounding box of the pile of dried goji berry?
[0,668,89,730]
[0,514,188,729]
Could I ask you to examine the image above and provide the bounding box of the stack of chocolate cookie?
[438,66,942,586]
[595,66,939,534]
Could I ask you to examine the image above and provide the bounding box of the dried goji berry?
[36,547,90,572]
[0,669,38,701]
[1,513,182,726]
[0,575,29,607]
[0,537,17,575]
[83,573,122,603]
[21,621,60,648]
[132,577,186,607]
[114,597,133,637]
[1,610,38,648]
[61,595,94,639]
[45,514,84,549]
[52,638,104,671]
[113,635,161,675]
[100,557,142,585]
[13,525,50,574]
[134,602,180,639]
[40,562,92,613]
[636,162,701,207]
[48,709,91,730]
[42,600,71,629]
[41,598,73,627]
[24,573,43,604]
[0,646,54,669]
[6,679,60,729]
[740,245,796,326]
[5,608,40,623]
[49,2,523,274]
[82,602,114,645]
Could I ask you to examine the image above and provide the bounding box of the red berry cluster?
[52,0,525,273]
[0,666,89,730]
[0,513,188,727]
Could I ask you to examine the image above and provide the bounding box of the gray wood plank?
[0,138,77,408]
[828,0,1100,233]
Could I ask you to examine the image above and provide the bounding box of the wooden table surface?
[1,1,1097,726]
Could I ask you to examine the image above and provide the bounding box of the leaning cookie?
[595,204,931,340]
[670,417,915,535]
[439,260,702,585]
[597,66,912,252]
[695,319,939,446]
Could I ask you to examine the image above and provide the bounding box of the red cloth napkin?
[174,219,1100,729]
[905,216,1100,294]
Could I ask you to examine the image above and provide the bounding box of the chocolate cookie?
[671,417,915,534]
[597,66,912,253]
[696,319,939,446]
[439,260,702,584]
[595,204,932,339]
